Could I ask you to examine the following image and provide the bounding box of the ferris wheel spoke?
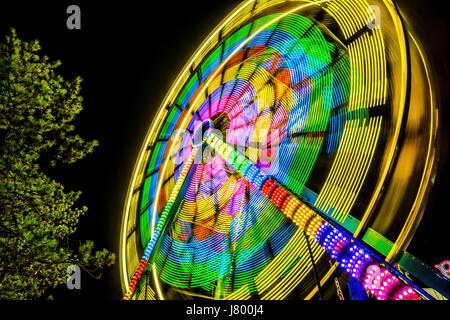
[204,132,433,301]
[124,147,200,299]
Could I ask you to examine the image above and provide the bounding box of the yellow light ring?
[265,241,324,299]
[313,0,386,226]
[258,230,314,299]
[315,120,354,214]
[308,0,436,295]
[385,32,438,263]
[323,118,381,223]
[352,0,408,237]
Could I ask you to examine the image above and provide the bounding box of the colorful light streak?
[207,133,425,300]
[124,148,199,300]
[120,0,441,301]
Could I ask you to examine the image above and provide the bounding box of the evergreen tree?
[0,29,115,299]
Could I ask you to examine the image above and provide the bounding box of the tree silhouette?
[0,29,115,299]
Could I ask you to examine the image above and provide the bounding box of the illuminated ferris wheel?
[119,0,448,300]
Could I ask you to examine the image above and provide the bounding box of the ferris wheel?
[119,0,447,300]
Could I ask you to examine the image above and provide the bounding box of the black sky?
[0,0,449,300]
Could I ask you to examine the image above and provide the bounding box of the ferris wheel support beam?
[206,132,434,300]
[123,147,200,300]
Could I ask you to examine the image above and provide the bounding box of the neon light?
[124,148,199,299]
[435,260,450,280]
[207,133,422,300]
[121,0,438,301]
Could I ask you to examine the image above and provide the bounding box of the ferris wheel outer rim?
[119,0,437,299]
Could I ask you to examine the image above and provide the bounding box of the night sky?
[1,0,449,301]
